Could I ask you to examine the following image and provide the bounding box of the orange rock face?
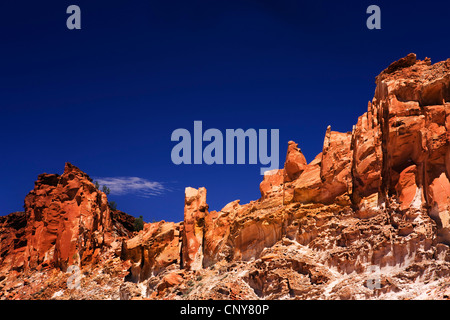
[371,54,450,244]
[320,128,353,203]
[0,212,27,273]
[2,54,450,300]
[0,163,135,277]
[351,101,383,203]
[284,141,307,181]
[259,169,284,199]
[203,200,239,267]
[181,187,208,271]
[278,54,450,245]
[121,221,181,282]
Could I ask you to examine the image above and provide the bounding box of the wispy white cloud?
[94,177,168,198]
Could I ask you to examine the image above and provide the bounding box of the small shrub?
[133,215,144,232]
[109,201,117,211]
[102,185,110,195]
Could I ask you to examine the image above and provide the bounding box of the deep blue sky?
[1,0,449,222]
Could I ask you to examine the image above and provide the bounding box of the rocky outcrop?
[284,141,307,181]
[0,212,27,274]
[181,187,208,271]
[277,54,450,245]
[0,163,135,278]
[320,128,353,203]
[259,169,284,200]
[173,54,450,299]
[2,54,450,300]
[203,200,238,268]
[121,221,181,282]
[351,100,384,206]
[372,54,450,244]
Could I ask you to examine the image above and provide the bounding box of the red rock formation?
[278,54,450,245]
[370,54,450,244]
[188,54,450,298]
[0,163,135,277]
[181,187,208,271]
[351,101,383,204]
[0,212,27,273]
[259,169,284,200]
[121,221,181,282]
[2,54,450,300]
[203,200,239,267]
[282,130,353,206]
[121,52,450,289]
[320,127,353,203]
[284,141,307,181]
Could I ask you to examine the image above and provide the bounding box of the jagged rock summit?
[0,163,135,298]
[1,54,450,300]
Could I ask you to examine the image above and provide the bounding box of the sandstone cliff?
[1,54,450,300]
